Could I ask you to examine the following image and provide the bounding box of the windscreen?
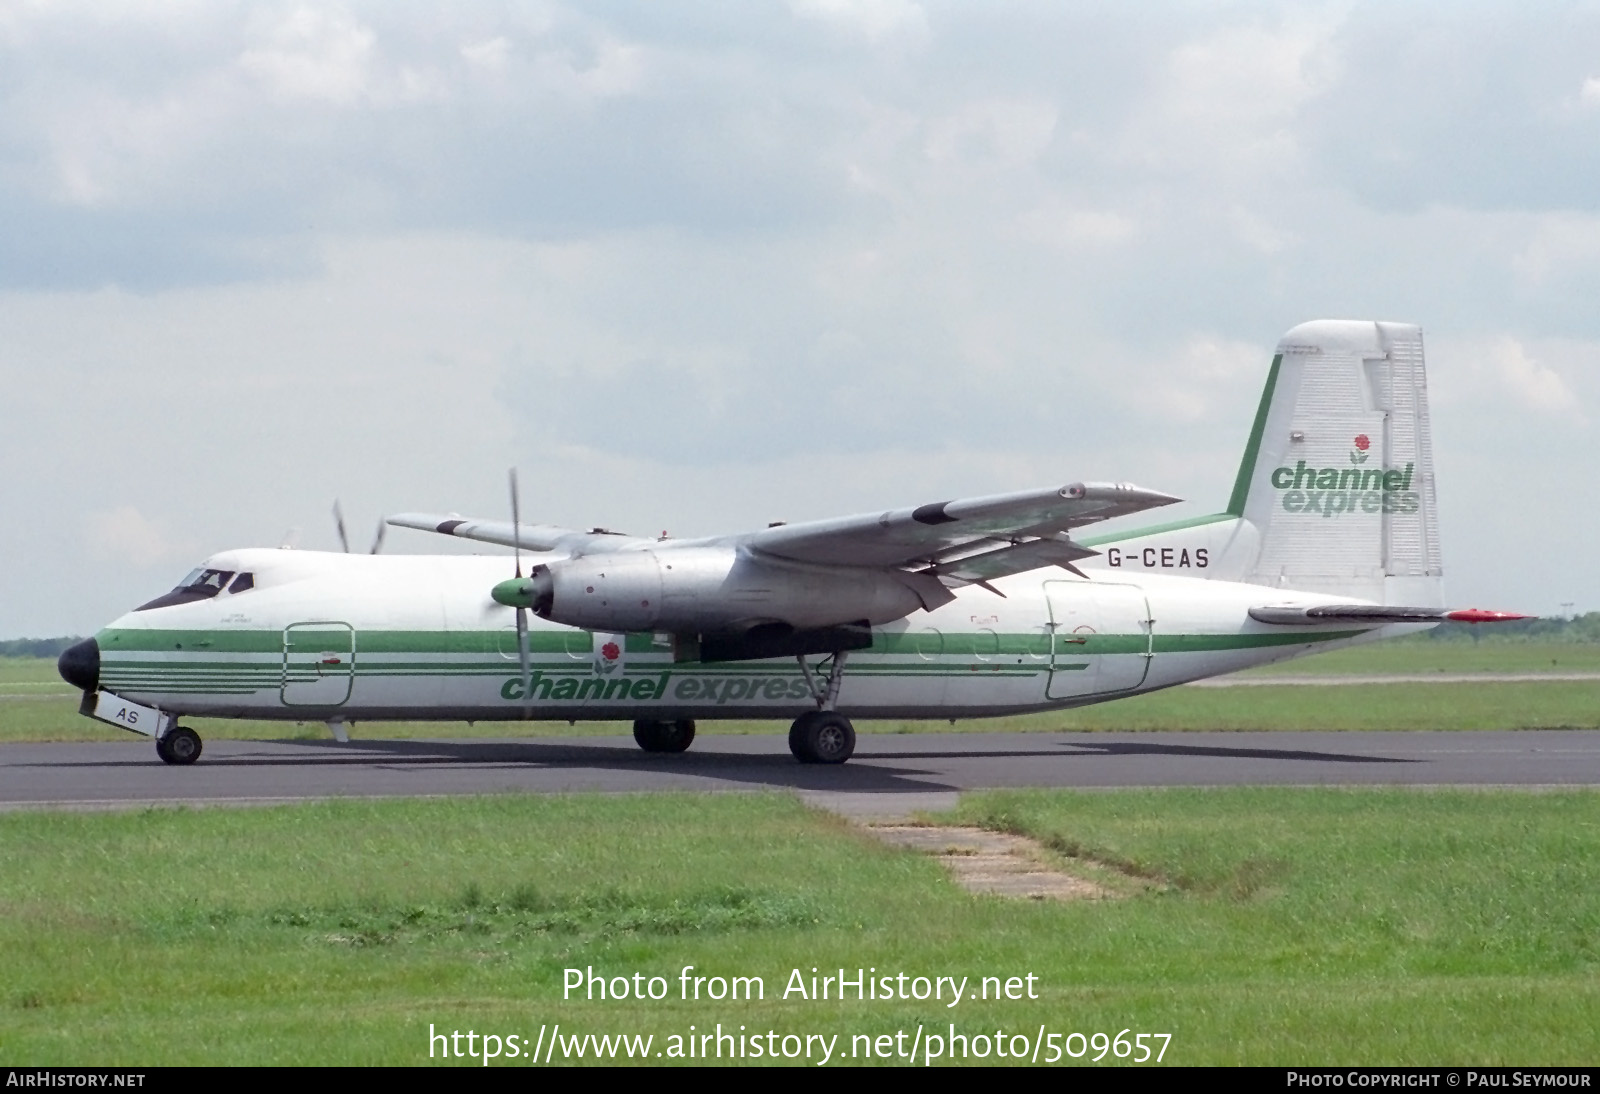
[135,568,237,611]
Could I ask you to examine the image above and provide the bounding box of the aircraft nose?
[58,638,100,692]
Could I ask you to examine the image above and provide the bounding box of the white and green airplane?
[58,319,1523,765]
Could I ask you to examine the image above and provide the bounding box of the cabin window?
[228,572,255,594]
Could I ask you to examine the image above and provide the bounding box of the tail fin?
[1085,320,1443,606]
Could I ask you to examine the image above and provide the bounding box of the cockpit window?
[228,572,254,594]
[135,568,238,611]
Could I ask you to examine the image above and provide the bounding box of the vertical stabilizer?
[1081,320,1443,607]
[1235,320,1442,604]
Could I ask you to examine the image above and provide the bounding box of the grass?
[1242,640,1600,676]
[4,650,1598,743]
[0,789,1597,1065]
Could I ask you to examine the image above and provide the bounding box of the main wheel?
[157,726,202,766]
[632,719,695,753]
[789,711,855,764]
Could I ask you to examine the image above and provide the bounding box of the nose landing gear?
[155,726,203,765]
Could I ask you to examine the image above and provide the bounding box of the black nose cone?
[58,639,100,692]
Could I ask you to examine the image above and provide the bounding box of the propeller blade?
[508,467,531,718]
[509,468,523,578]
[516,606,532,720]
[332,500,350,553]
[369,521,386,555]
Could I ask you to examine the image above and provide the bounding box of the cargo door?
[1044,581,1152,699]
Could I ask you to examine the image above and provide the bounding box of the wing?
[389,480,1180,587]
[744,481,1179,582]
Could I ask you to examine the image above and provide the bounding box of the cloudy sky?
[2,0,1595,637]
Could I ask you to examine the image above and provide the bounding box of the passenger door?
[282,622,355,707]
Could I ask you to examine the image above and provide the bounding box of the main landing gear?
[155,725,203,766]
[633,719,696,753]
[788,651,856,764]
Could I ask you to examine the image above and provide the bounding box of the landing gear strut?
[633,718,696,753]
[155,726,203,766]
[788,651,856,764]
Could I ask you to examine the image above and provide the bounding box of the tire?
[807,712,855,764]
[790,711,855,764]
[158,726,202,766]
[633,719,696,753]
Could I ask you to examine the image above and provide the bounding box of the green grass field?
[1,789,1596,1065]
[1242,640,1600,675]
[4,645,1599,743]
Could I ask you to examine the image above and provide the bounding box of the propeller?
[509,469,532,719]
[333,500,387,554]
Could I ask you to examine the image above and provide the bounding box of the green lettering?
[1361,492,1382,513]
[1283,490,1306,513]
[1402,462,1414,490]
[631,672,670,702]
[1292,460,1316,489]
[501,672,550,701]
[551,677,579,700]
[602,678,631,701]
[1338,468,1362,489]
[1382,469,1402,491]
[1270,467,1294,489]
[1360,469,1383,490]
[1315,468,1340,490]
[674,678,699,700]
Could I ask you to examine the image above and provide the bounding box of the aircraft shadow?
[1057,740,1418,764]
[97,737,967,794]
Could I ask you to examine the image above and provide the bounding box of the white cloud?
[238,6,378,105]
[1483,337,1586,422]
[1116,19,1338,181]
[85,506,198,569]
[1015,200,1138,250]
[461,36,510,72]
[789,0,929,43]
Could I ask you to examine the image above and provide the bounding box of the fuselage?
[82,547,1383,724]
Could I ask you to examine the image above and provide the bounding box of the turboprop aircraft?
[58,320,1525,766]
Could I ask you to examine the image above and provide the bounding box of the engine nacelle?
[516,546,928,633]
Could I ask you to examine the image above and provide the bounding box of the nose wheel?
[155,726,203,765]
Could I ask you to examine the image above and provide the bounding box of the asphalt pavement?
[2,729,1597,810]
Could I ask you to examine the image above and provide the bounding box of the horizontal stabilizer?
[1248,604,1530,626]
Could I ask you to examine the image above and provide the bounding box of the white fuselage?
[92,548,1384,724]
